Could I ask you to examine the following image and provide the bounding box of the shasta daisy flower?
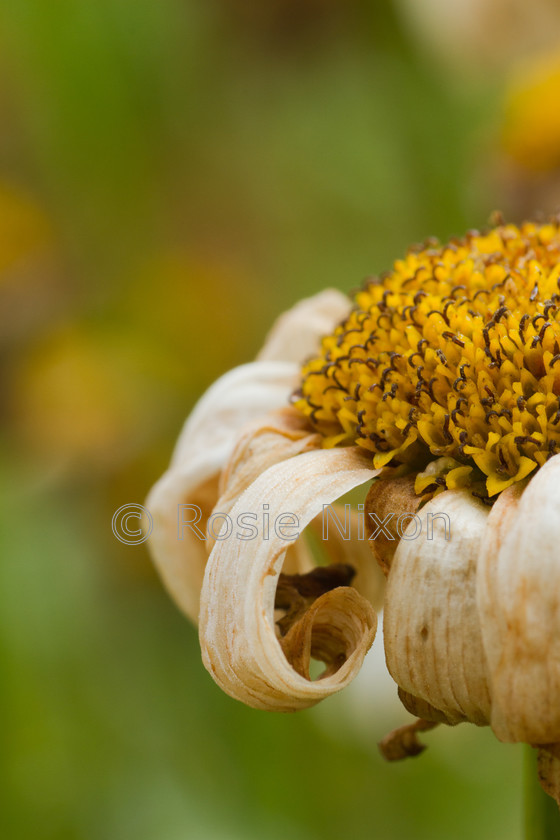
[148,219,560,806]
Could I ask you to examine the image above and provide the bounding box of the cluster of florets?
[296,220,560,497]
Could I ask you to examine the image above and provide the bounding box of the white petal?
[170,362,299,470]
[478,454,560,743]
[209,407,321,545]
[204,407,322,584]
[146,362,297,622]
[384,489,492,725]
[256,289,349,364]
[199,447,380,711]
[146,289,350,623]
[210,408,384,590]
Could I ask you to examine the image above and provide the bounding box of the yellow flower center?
[295,220,560,498]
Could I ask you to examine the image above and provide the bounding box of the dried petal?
[397,688,459,726]
[364,475,423,575]
[275,563,355,637]
[146,362,297,621]
[147,289,349,623]
[384,490,492,726]
[199,447,379,711]
[280,586,374,680]
[208,407,320,545]
[478,454,560,744]
[256,289,349,364]
[205,406,323,580]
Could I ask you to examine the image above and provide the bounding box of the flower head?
[148,220,560,807]
[297,220,560,497]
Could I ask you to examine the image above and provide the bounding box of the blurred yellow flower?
[0,181,63,342]
[122,250,259,388]
[0,181,52,277]
[13,325,180,474]
[503,51,560,173]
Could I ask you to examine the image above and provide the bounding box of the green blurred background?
[3,1,560,837]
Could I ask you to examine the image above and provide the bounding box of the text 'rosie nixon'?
[177,504,451,543]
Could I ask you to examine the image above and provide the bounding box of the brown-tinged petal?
[478,454,560,744]
[256,289,350,364]
[209,407,321,542]
[146,362,298,622]
[396,688,458,726]
[280,586,375,680]
[384,489,492,726]
[199,447,380,711]
[147,289,350,623]
[205,406,322,576]
[538,746,560,808]
[364,475,423,576]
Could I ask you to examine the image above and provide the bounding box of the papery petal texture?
[478,454,560,744]
[146,361,297,621]
[213,406,385,599]
[146,289,351,623]
[199,446,380,711]
[256,289,349,363]
[205,406,322,574]
[384,490,492,726]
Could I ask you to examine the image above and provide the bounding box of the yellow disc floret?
[295,220,560,497]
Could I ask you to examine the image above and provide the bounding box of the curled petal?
[147,289,348,623]
[384,490,492,726]
[256,289,350,364]
[199,447,380,711]
[280,586,376,680]
[206,407,322,576]
[146,362,297,622]
[209,407,320,545]
[478,454,560,744]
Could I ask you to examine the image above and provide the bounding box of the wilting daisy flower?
[148,219,560,806]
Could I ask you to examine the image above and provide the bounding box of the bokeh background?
[3,2,560,837]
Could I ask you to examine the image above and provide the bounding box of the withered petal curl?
[199,446,380,711]
[146,289,351,623]
[146,361,298,621]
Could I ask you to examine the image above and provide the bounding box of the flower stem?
[524,746,560,839]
